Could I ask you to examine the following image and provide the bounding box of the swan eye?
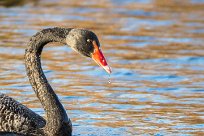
[87,39,91,43]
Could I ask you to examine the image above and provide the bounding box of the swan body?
[0,94,46,136]
[0,27,111,136]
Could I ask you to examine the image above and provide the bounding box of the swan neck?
[24,27,72,135]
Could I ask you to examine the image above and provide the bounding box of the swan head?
[66,29,111,74]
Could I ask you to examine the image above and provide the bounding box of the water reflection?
[0,0,38,7]
[0,0,204,136]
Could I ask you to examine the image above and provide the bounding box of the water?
[108,74,111,84]
[0,0,204,135]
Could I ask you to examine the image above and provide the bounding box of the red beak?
[91,40,112,74]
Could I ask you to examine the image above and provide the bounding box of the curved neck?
[25,27,72,134]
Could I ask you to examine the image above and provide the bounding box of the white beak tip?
[102,65,112,74]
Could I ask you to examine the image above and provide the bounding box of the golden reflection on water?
[0,0,204,135]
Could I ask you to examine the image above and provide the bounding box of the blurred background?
[0,0,204,135]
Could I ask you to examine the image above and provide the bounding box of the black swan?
[0,27,111,136]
